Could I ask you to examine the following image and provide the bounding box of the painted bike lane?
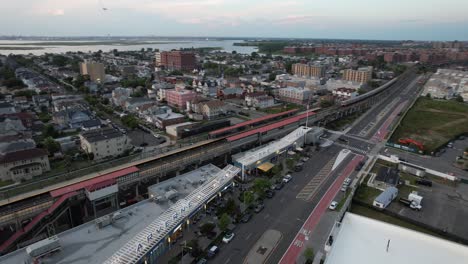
[278,154,365,264]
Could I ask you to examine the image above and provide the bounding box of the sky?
[1,0,468,41]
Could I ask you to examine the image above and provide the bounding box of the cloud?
[48,9,65,16]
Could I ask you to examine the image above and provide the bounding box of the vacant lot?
[391,97,468,153]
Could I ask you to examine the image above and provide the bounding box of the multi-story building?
[278,87,312,105]
[155,51,196,71]
[292,63,326,78]
[166,89,197,110]
[342,66,373,84]
[79,127,129,160]
[245,92,275,109]
[79,61,106,83]
[0,148,50,182]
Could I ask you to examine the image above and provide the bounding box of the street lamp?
[181,241,193,264]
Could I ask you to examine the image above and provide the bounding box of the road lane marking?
[245,233,252,240]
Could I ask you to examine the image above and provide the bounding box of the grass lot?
[354,185,382,204]
[391,97,468,153]
[325,112,361,131]
[399,172,418,185]
[350,203,442,238]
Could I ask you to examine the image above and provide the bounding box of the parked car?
[416,179,433,187]
[294,162,304,172]
[283,174,292,183]
[301,157,310,162]
[341,185,347,192]
[265,190,275,198]
[207,246,219,258]
[241,213,253,223]
[254,203,265,213]
[222,232,235,243]
[274,183,284,190]
[196,258,208,264]
[329,201,338,210]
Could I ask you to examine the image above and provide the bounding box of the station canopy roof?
[257,162,275,172]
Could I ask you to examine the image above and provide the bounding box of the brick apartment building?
[343,66,373,83]
[155,51,196,71]
[292,63,326,78]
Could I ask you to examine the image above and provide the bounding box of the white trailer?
[26,235,61,259]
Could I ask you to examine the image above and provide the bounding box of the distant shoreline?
[0,47,45,50]
[0,41,188,46]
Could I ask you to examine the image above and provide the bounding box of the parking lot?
[386,176,468,241]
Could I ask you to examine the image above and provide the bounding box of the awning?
[257,162,275,172]
[295,147,304,152]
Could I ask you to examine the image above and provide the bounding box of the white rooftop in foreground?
[0,164,224,264]
[325,213,468,264]
[233,126,311,167]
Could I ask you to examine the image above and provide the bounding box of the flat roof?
[0,164,225,264]
[325,213,468,264]
[233,126,311,167]
[208,109,298,136]
[226,110,315,142]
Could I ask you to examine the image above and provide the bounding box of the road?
[278,154,364,264]
[213,145,346,264]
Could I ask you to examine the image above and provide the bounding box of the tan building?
[79,127,129,160]
[292,63,326,78]
[0,148,50,182]
[343,66,373,83]
[80,61,106,83]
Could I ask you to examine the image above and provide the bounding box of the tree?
[231,50,237,55]
[454,94,464,102]
[252,178,271,194]
[43,137,61,154]
[320,99,334,108]
[251,52,259,59]
[425,93,431,99]
[121,115,139,129]
[303,247,314,263]
[218,213,231,232]
[187,239,202,258]
[268,73,277,81]
[42,124,59,138]
[243,191,254,206]
[169,70,183,76]
[200,222,215,234]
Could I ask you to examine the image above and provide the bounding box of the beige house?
[79,127,129,160]
[201,100,226,120]
[0,148,50,182]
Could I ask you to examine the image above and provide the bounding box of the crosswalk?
[333,142,369,155]
[296,158,335,202]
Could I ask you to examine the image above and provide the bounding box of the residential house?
[79,127,129,160]
[124,97,155,113]
[112,87,133,108]
[0,116,27,136]
[53,108,92,129]
[200,100,226,120]
[13,96,30,110]
[0,102,16,115]
[245,92,275,109]
[32,95,50,110]
[0,148,50,182]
